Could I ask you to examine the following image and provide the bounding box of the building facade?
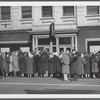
[0,5,100,53]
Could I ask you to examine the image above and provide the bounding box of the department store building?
[0,5,100,53]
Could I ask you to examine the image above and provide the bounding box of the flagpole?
[50,8,56,53]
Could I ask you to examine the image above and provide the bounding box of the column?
[56,37,59,52]
[32,36,35,52]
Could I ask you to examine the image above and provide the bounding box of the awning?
[0,32,31,44]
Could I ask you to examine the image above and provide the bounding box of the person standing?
[48,53,54,77]
[42,49,49,77]
[5,53,10,77]
[38,52,46,77]
[77,52,85,78]
[12,51,19,77]
[53,52,61,78]
[0,53,5,78]
[19,52,26,77]
[84,52,91,78]
[25,52,34,77]
[61,50,70,81]
[91,51,99,78]
[70,50,79,81]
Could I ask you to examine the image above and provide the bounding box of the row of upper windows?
[1,6,99,20]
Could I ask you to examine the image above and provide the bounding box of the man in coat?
[61,50,70,81]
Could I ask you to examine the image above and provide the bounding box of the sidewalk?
[0,77,100,94]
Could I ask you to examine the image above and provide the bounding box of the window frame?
[62,6,75,17]
[21,6,32,19]
[42,6,53,18]
[1,6,11,20]
[87,6,99,15]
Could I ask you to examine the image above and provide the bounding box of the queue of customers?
[0,49,100,82]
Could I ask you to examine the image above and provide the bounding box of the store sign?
[1,48,10,53]
[90,46,100,53]
[20,47,30,52]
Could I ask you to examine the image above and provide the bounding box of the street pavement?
[0,77,100,94]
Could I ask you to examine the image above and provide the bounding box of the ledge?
[0,20,12,23]
[61,16,76,19]
[40,17,54,20]
[85,14,100,17]
[20,18,33,22]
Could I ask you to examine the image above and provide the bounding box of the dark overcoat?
[91,54,99,73]
[19,55,26,74]
[0,55,4,68]
[53,55,61,73]
[84,54,91,74]
[70,53,79,75]
[43,51,49,71]
[4,56,10,73]
[25,56,34,74]
[34,55,40,73]
[48,57,54,74]
[38,55,46,74]
[77,56,84,75]
[98,53,100,74]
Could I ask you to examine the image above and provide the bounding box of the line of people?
[0,49,100,82]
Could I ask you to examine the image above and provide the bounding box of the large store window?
[63,6,74,16]
[59,37,71,45]
[1,6,11,20]
[22,6,32,19]
[42,6,52,17]
[87,6,99,15]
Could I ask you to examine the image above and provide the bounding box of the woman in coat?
[12,51,19,77]
[48,53,54,77]
[5,53,10,77]
[38,52,46,77]
[42,50,49,77]
[0,53,5,77]
[84,52,91,78]
[19,53,26,77]
[25,52,34,77]
[9,52,14,77]
[91,52,99,78]
[70,51,79,81]
[77,53,85,78]
[53,52,61,77]
[61,50,70,81]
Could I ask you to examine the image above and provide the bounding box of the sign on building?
[90,46,100,53]
[1,48,10,53]
[20,47,30,52]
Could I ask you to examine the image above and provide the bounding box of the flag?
[49,22,55,42]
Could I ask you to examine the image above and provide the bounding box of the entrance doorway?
[87,41,100,52]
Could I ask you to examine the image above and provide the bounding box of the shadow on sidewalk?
[25,89,100,94]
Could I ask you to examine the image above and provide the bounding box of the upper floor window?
[1,6,11,20]
[22,6,32,19]
[87,6,99,15]
[63,6,74,16]
[42,6,52,17]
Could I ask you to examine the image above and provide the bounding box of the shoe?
[64,79,69,81]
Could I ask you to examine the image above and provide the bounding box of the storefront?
[78,26,100,52]
[32,30,78,53]
[0,31,32,52]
